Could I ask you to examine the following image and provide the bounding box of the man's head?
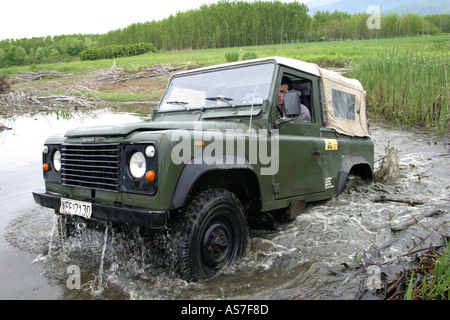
[278,76,292,106]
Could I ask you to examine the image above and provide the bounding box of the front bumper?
[32,189,168,229]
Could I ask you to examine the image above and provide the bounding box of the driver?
[277,76,311,121]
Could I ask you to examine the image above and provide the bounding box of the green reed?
[407,240,450,300]
[351,48,449,134]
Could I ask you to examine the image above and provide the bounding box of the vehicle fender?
[168,154,257,210]
[337,154,372,194]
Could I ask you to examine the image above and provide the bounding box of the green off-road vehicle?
[33,57,374,281]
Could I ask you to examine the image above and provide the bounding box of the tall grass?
[351,48,449,134]
[407,240,450,300]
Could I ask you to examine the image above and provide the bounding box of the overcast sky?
[1,0,313,40]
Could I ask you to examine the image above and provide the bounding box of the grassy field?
[2,34,449,133]
[2,34,448,74]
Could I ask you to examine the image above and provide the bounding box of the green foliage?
[351,48,449,134]
[406,241,450,300]
[57,37,85,56]
[425,14,450,33]
[407,271,415,300]
[224,51,240,62]
[79,43,156,61]
[426,242,450,300]
[0,44,27,67]
[241,51,258,60]
[225,50,258,62]
[34,47,61,64]
[126,0,312,50]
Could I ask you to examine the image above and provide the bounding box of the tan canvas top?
[318,67,370,137]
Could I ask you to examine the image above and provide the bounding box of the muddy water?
[0,109,448,300]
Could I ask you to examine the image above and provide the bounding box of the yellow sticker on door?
[324,139,338,150]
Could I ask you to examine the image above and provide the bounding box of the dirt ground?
[98,76,168,95]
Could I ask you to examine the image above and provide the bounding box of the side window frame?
[317,77,326,127]
[278,67,319,125]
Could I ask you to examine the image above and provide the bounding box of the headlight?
[53,150,61,172]
[129,151,146,179]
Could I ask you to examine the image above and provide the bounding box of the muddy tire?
[170,188,248,282]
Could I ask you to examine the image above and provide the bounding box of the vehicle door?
[273,68,325,199]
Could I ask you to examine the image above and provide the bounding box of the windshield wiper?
[166,101,190,110]
[205,96,235,107]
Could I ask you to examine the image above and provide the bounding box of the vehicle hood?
[64,120,256,138]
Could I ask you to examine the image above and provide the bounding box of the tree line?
[79,43,156,61]
[1,0,448,68]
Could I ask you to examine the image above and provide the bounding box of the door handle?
[311,150,323,155]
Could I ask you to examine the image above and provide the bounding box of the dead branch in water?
[389,209,444,232]
[372,195,424,206]
[37,94,96,108]
[0,90,41,108]
[0,83,101,116]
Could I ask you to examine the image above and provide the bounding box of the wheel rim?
[195,201,244,277]
[201,222,232,268]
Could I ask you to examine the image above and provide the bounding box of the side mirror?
[283,91,301,117]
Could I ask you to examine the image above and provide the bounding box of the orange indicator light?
[42,163,49,172]
[195,141,205,147]
[145,170,156,182]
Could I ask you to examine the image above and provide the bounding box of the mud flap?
[285,199,306,220]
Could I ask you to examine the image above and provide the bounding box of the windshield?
[158,62,275,111]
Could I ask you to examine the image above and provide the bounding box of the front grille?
[61,143,121,191]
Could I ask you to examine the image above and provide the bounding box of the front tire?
[170,189,248,282]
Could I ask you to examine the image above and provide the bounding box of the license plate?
[60,198,92,219]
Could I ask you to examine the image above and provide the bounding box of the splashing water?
[374,141,401,183]
[47,214,58,257]
[94,224,110,296]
